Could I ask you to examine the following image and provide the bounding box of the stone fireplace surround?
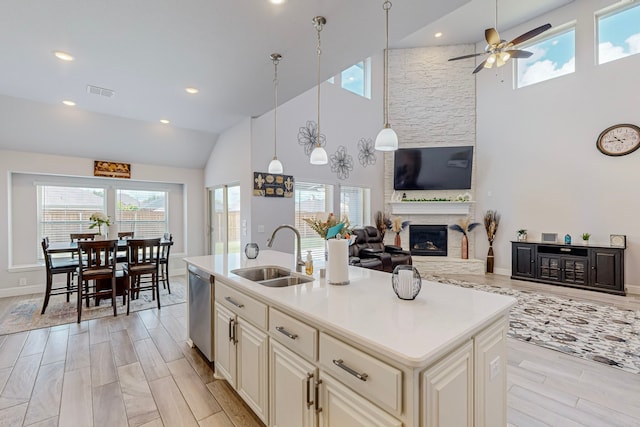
[388,202,484,276]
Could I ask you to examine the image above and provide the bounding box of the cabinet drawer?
[319,333,402,416]
[216,281,267,330]
[269,308,318,361]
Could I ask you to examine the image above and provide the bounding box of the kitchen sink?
[230,266,313,287]
[258,275,314,288]
[231,266,291,281]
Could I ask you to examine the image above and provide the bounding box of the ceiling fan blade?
[485,28,500,46]
[473,59,489,74]
[507,23,552,47]
[448,52,485,61]
[506,49,533,59]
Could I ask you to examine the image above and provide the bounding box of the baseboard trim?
[0,284,45,298]
[626,284,640,296]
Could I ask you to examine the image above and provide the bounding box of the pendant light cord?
[273,56,279,158]
[315,19,323,147]
[383,1,392,127]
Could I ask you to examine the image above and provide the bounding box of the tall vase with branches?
[449,217,480,259]
[484,210,500,273]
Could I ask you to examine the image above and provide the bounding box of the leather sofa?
[348,226,412,273]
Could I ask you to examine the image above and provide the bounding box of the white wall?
[474,0,640,288]
[0,150,205,296]
[206,54,385,254]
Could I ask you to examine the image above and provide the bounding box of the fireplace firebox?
[409,225,448,256]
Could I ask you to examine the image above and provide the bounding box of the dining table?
[46,237,174,304]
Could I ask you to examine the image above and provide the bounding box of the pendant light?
[268,53,284,174]
[375,0,398,151]
[310,16,328,165]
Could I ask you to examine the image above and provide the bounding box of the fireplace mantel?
[389,201,473,215]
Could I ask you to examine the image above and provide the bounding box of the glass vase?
[392,265,422,300]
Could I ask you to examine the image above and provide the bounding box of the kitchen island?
[184,250,515,427]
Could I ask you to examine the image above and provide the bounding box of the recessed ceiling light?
[185,87,199,94]
[160,119,170,124]
[269,0,286,4]
[62,100,76,106]
[54,51,74,61]
[434,32,443,38]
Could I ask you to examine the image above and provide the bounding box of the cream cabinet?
[421,340,474,427]
[269,339,317,427]
[201,270,511,427]
[214,281,269,423]
[319,373,403,427]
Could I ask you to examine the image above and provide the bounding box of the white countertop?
[184,250,516,367]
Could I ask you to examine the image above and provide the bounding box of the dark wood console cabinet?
[511,241,625,295]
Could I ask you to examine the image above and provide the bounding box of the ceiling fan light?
[268,157,283,174]
[310,146,328,165]
[486,54,496,64]
[375,126,398,151]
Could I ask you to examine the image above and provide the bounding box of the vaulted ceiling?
[0,0,573,168]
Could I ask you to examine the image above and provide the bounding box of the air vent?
[86,85,115,98]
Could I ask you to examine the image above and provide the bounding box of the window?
[116,189,168,238]
[295,182,333,259]
[38,185,106,244]
[328,58,371,99]
[516,24,575,88]
[597,3,640,65]
[340,186,370,229]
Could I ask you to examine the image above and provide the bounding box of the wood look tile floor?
[0,274,638,426]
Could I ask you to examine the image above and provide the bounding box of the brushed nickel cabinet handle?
[276,326,299,340]
[224,296,244,308]
[228,318,234,342]
[306,372,314,408]
[314,379,323,413]
[333,359,368,381]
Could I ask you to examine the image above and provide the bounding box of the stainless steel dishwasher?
[188,265,214,362]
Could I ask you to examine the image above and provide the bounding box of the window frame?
[595,1,640,65]
[514,21,576,89]
[328,58,372,99]
[339,185,371,229]
[115,188,170,239]
[294,181,334,260]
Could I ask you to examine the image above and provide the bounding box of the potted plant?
[517,229,527,241]
[582,233,591,244]
[89,212,111,238]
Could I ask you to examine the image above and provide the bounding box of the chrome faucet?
[267,225,304,272]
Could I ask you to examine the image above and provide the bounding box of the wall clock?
[596,124,640,156]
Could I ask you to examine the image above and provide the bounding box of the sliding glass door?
[209,184,240,255]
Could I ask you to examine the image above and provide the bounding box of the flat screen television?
[393,146,474,191]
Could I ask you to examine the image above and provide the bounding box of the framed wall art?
[94,161,131,179]
[253,172,294,198]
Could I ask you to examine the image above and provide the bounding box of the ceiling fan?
[448,0,552,74]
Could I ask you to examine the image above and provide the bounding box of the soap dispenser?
[305,250,314,275]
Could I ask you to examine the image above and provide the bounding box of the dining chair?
[116,231,134,262]
[41,237,79,314]
[122,238,162,313]
[70,233,98,260]
[159,233,173,293]
[76,239,119,323]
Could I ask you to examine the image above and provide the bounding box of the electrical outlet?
[490,356,501,380]
[19,278,27,286]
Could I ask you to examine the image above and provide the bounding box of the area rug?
[0,280,186,335]
[428,276,640,375]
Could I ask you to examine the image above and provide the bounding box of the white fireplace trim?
[389,201,473,215]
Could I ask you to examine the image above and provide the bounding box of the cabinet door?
[270,340,317,427]
[561,257,588,285]
[590,249,623,291]
[214,302,236,388]
[537,255,561,282]
[421,340,474,427]
[474,320,507,427]
[237,318,269,423]
[319,373,402,427]
[512,243,535,278]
